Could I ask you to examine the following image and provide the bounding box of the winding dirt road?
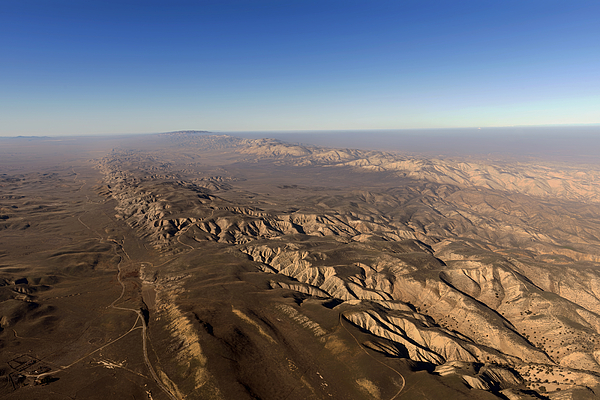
[28,168,178,400]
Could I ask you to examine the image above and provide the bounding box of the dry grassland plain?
[2,131,600,400]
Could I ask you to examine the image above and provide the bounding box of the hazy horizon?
[3,125,600,165]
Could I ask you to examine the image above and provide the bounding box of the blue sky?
[1,0,599,135]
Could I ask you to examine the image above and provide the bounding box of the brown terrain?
[2,131,600,399]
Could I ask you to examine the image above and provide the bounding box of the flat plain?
[2,132,600,399]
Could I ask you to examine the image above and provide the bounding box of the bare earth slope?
[3,131,600,399]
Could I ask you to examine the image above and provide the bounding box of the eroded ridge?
[89,134,600,398]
